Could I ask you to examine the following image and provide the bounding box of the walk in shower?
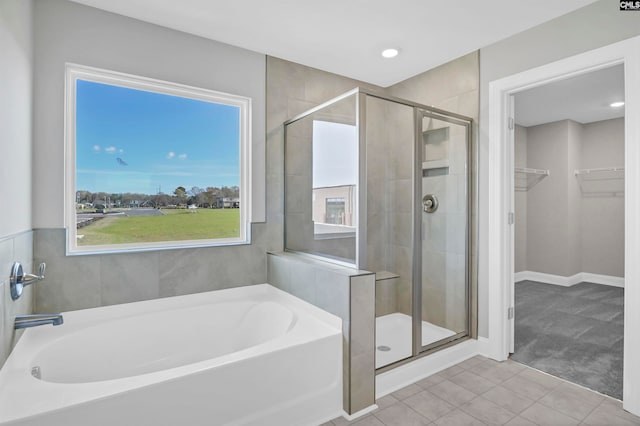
[284,88,474,371]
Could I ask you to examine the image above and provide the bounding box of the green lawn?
[77,209,240,246]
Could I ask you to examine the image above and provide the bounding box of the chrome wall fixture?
[422,194,439,213]
[10,261,46,300]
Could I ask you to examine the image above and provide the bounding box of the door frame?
[486,35,640,414]
[413,109,473,357]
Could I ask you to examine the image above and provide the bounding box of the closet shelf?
[514,167,550,191]
[574,166,624,176]
[575,167,624,196]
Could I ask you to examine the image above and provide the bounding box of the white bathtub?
[0,284,343,426]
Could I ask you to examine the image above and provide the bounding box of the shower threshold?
[375,313,456,368]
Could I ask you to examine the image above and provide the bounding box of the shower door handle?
[423,194,438,213]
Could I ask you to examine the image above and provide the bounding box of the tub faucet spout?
[14,313,64,329]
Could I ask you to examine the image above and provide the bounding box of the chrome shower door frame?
[283,87,476,373]
[411,108,473,360]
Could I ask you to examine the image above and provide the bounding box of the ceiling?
[514,64,625,127]
[70,0,597,88]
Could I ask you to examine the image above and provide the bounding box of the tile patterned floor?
[324,356,640,426]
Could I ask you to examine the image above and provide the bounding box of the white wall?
[514,118,624,280]
[32,0,266,229]
[524,121,579,277]
[567,121,583,275]
[31,0,271,314]
[478,0,640,336]
[581,118,625,276]
[0,0,32,237]
[0,0,34,367]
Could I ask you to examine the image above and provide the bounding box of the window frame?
[64,63,252,255]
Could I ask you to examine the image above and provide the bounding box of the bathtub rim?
[0,283,342,424]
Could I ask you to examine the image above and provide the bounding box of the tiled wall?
[283,93,358,262]
[266,56,380,233]
[365,96,415,317]
[421,119,469,332]
[387,51,479,337]
[33,225,277,313]
[267,252,375,415]
[0,231,34,367]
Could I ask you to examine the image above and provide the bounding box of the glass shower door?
[365,95,416,368]
[418,111,470,350]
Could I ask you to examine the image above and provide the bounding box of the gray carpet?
[511,280,624,399]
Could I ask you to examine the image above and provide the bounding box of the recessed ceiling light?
[381,48,399,59]
[610,101,625,108]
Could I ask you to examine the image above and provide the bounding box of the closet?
[514,118,624,282]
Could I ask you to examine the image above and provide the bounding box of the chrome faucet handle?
[10,261,47,301]
[23,262,46,282]
[39,262,46,279]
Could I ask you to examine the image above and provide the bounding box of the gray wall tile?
[158,249,215,297]
[35,253,101,313]
[315,268,350,319]
[266,252,375,415]
[0,230,34,367]
[33,228,269,312]
[0,282,7,365]
[0,239,13,282]
[101,253,159,306]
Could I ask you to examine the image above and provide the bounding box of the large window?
[65,64,251,254]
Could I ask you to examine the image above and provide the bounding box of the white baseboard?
[375,339,479,398]
[514,270,624,288]
[476,336,493,359]
[581,272,625,288]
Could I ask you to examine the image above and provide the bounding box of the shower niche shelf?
[375,271,400,281]
[575,167,624,196]
[515,167,550,191]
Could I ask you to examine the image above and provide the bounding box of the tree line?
[76,186,240,209]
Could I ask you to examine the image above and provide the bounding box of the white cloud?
[178,153,188,160]
[105,146,116,153]
[167,151,175,159]
[93,145,100,152]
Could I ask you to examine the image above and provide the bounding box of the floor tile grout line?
[576,397,608,424]
[370,400,431,426]
[458,393,520,426]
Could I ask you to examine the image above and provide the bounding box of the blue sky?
[76,79,240,195]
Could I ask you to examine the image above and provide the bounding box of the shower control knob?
[423,194,438,213]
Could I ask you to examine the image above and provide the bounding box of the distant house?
[227,198,240,208]
[214,197,239,208]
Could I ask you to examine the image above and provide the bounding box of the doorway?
[486,35,640,415]
[509,64,625,398]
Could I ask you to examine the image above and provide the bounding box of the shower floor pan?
[375,313,456,368]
